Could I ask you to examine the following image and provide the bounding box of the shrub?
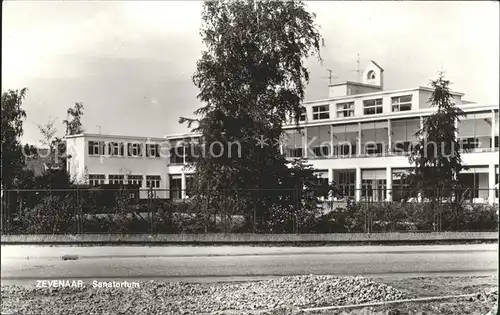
[151,201,176,233]
[459,203,498,231]
[25,195,78,234]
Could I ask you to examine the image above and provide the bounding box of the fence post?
[1,190,8,234]
[369,196,372,234]
[223,188,226,233]
[293,188,297,234]
[253,190,257,232]
[364,194,367,233]
[76,188,80,234]
[149,189,153,235]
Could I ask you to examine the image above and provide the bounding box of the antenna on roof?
[319,69,338,85]
[349,53,361,82]
[97,125,101,134]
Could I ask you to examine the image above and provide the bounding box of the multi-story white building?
[65,61,499,204]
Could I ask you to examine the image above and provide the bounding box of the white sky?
[2,1,499,145]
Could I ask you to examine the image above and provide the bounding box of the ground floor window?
[361,170,386,201]
[108,174,124,185]
[392,170,417,202]
[128,175,143,187]
[458,167,489,200]
[336,170,355,199]
[89,174,105,186]
[146,175,161,188]
[169,175,182,199]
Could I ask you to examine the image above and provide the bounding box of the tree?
[63,102,84,136]
[37,118,58,169]
[407,72,467,200]
[1,88,29,189]
[181,0,324,231]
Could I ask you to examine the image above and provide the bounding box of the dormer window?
[312,105,330,120]
[367,70,376,80]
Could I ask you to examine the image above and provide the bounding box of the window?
[169,175,182,199]
[392,95,412,112]
[312,146,330,157]
[127,143,143,157]
[88,141,105,155]
[312,105,330,120]
[145,144,160,158]
[336,102,354,118]
[365,143,383,155]
[170,146,184,164]
[334,143,356,156]
[109,175,124,185]
[337,170,355,198]
[376,179,387,201]
[360,179,386,200]
[128,175,143,187]
[361,180,373,198]
[363,99,383,115]
[307,126,330,158]
[284,129,304,158]
[391,119,420,155]
[392,171,415,202]
[361,121,388,155]
[108,142,125,156]
[393,142,412,154]
[332,124,358,157]
[461,137,481,151]
[89,174,105,186]
[458,173,481,199]
[146,175,161,188]
[458,112,493,152]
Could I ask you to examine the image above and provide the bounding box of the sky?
[2,1,499,146]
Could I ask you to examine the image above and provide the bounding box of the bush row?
[3,195,499,234]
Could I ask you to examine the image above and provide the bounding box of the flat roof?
[328,81,382,89]
[303,86,465,105]
[64,133,166,141]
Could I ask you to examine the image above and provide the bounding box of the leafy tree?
[63,102,84,136]
[37,118,59,169]
[181,0,324,231]
[407,72,466,200]
[1,88,29,189]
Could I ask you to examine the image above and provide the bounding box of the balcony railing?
[288,147,499,160]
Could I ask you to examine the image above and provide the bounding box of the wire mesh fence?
[0,187,498,235]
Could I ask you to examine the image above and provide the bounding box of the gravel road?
[1,275,411,315]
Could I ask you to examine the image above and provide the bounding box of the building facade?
[65,61,500,204]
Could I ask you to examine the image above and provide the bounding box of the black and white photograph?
[1,0,498,314]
